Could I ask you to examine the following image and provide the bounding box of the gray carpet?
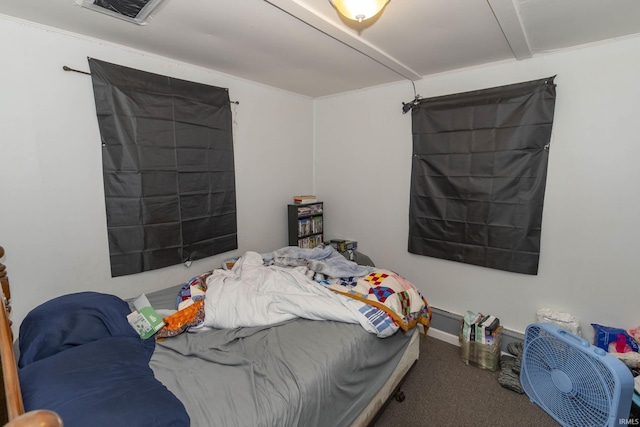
[373,334,560,427]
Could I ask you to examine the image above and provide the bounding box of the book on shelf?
[311,216,323,234]
[297,206,312,217]
[296,206,322,218]
[298,218,311,237]
[293,195,317,204]
[298,236,322,249]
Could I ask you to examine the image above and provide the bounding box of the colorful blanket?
[324,269,431,333]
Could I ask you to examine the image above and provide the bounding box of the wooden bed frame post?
[0,245,23,420]
[0,246,63,427]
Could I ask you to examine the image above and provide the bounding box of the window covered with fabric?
[408,77,556,275]
[89,58,238,277]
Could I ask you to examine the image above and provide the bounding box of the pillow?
[19,337,190,427]
[18,292,154,368]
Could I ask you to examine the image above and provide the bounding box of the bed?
[0,245,430,427]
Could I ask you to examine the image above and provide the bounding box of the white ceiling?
[2,0,640,97]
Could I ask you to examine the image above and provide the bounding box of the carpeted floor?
[373,334,560,427]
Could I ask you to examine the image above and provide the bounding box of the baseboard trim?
[426,327,459,346]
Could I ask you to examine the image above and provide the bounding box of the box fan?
[521,323,634,427]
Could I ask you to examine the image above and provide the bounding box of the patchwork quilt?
[324,269,431,333]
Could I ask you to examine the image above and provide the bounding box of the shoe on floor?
[498,365,524,394]
[507,342,524,357]
[512,357,521,374]
[500,354,517,368]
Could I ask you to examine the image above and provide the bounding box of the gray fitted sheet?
[145,284,414,427]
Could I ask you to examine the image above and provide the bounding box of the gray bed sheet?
[145,284,414,427]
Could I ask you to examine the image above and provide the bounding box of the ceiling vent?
[76,0,167,25]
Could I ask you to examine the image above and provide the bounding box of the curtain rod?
[63,65,91,75]
[62,65,240,105]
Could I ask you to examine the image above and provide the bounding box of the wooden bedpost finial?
[0,246,6,284]
[4,410,64,427]
[0,245,10,309]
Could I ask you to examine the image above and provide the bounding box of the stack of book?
[293,195,317,204]
[462,311,500,345]
[461,310,502,371]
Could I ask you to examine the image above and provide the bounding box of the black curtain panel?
[408,77,556,275]
[89,58,238,277]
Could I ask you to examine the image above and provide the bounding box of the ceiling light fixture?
[330,0,390,23]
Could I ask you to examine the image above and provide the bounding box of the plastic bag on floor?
[536,308,581,336]
[592,323,640,352]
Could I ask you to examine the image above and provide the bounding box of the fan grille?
[521,325,617,427]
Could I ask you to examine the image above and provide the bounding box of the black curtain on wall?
[88,58,238,277]
[408,77,556,275]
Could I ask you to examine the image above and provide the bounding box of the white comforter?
[203,251,396,337]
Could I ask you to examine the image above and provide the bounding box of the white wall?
[314,36,640,340]
[0,17,315,330]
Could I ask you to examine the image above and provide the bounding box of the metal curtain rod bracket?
[63,65,91,75]
[62,65,239,105]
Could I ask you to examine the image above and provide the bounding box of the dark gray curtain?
[408,77,556,275]
[89,58,237,277]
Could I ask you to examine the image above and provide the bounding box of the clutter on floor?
[500,311,640,423]
[590,321,640,418]
[535,308,581,336]
[459,311,502,371]
[462,308,640,421]
[498,342,524,394]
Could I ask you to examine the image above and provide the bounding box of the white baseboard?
[426,327,460,347]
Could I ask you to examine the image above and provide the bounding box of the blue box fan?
[521,323,635,427]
